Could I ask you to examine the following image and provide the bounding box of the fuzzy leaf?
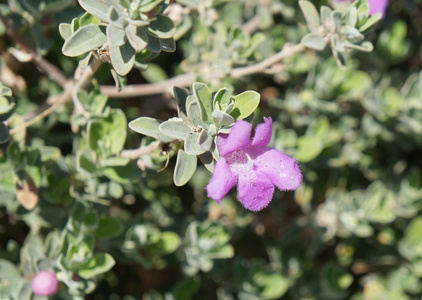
[159,118,191,140]
[301,33,326,50]
[193,82,213,124]
[62,24,107,57]
[109,42,136,76]
[129,117,174,142]
[174,149,197,186]
[78,253,115,279]
[147,15,176,39]
[125,25,148,52]
[79,0,109,22]
[230,91,260,120]
[299,0,320,32]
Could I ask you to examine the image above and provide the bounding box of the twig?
[9,84,73,135]
[100,43,307,98]
[0,12,69,88]
[120,141,161,159]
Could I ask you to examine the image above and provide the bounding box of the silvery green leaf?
[108,6,126,29]
[299,0,320,33]
[345,27,364,43]
[184,132,206,155]
[160,38,176,52]
[357,3,370,23]
[187,97,208,129]
[193,82,213,124]
[159,118,191,140]
[62,24,107,57]
[0,123,9,144]
[125,24,148,52]
[80,12,102,26]
[348,7,358,28]
[147,15,176,39]
[230,90,260,120]
[331,11,343,32]
[0,98,16,122]
[138,0,165,13]
[213,87,231,110]
[127,18,150,27]
[109,42,136,76]
[129,117,175,142]
[332,47,347,69]
[359,13,382,32]
[59,23,72,40]
[107,25,126,46]
[345,41,373,52]
[173,149,197,186]
[79,0,109,22]
[212,110,234,127]
[320,6,332,32]
[173,87,188,119]
[111,68,127,91]
[146,34,162,52]
[332,35,346,52]
[301,33,326,51]
[198,130,213,151]
[71,17,79,33]
[199,151,214,172]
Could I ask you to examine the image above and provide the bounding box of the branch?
[100,43,306,98]
[120,141,162,160]
[0,12,69,88]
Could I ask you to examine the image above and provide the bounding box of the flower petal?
[217,120,252,156]
[252,147,302,191]
[206,157,237,203]
[251,117,272,147]
[237,173,274,211]
[368,0,388,17]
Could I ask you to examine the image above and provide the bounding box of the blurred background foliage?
[0,0,422,299]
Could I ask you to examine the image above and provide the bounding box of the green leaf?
[184,132,206,155]
[173,87,189,119]
[129,117,175,142]
[62,24,107,57]
[230,91,260,120]
[174,149,197,186]
[0,123,10,144]
[147,15,176,39]
[260,273,289,300]
[59,23,72,40]
[295,135,324,163]
[301,33,326,51]
[141,63,168,83]
[187,97,208,128]
[359,13,382,32]
[159,118,191,140]
[78,253,115,279]
[213,87,231,109]
[79,0,109,22]
[103,161,143,184]
[299,0,320,32]
[212,110,234,127]
[77,149,97,173]
[79,12,102,26]
[146,34,162,52]
[109,42,136,76]
[157,232,181,254]
[125,24,148,52]
[198,130,212,151]
[107,24,125,46]
[94,215,124,240]
[0,97,16,122]
[193,82,213,124]
[160,38,176,52]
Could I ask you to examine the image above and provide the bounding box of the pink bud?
[31,271,59,296]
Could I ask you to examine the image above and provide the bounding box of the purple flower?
[32,271,59,296]
[336,0,388,17]
[368,0,388,17]
[206,117,302,211]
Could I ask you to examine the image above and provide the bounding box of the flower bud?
[32,271,59,296]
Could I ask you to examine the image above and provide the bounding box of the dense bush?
[0,0,421,299]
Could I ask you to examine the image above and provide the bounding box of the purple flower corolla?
[32,271,59,296]
[206,117,302,211]
[336,0,388,18]
[368,0,388,17]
